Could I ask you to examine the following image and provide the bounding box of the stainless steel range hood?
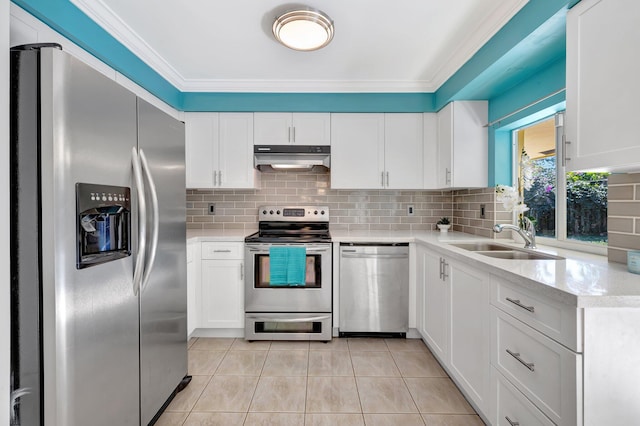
[254,145,331,172]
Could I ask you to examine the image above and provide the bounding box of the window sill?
[533,236,607,256]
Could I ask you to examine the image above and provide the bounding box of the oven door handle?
[246,315,332,323]
[246,247,330,253]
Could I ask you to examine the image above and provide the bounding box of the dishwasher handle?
[341,253,408,259]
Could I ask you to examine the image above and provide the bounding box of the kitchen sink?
[448,242,516,251]
[479,250,563,260]
[448,242,564,260]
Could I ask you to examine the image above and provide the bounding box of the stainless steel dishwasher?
[339,243,409,337]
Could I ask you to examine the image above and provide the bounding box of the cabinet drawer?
[491,368,554,426]
[201,242,243,259]
[491,307,582,426]
[491,275,582,352]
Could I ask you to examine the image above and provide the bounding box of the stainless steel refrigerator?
[10,44,189,426]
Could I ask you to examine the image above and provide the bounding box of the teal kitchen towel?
[286,246,307,286]
[269,246,289,286]
[268,246,307,286]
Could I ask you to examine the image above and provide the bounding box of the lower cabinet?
[417,245,448,361]
[491,368,554,426]
[416,244,490,415]
[489,275,582,426]
[449,260,491,414]
[417,243,640,425]
[192,241,245,331]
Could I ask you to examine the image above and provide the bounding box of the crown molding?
[179,79,438,93]
[71,0,187,88]
[71,0,527,94]
[430,0,530,90]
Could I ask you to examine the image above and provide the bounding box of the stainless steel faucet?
[493,217,537,249]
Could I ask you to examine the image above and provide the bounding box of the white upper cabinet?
[384,114,424,189]
[254,112,331,145]
[331,113,424,189]
[436,101,488,189]
[185,112,258,189]
[186,112,218,189]
[565,0,640,172]
[331,114,385,189]
[423,113,438,189]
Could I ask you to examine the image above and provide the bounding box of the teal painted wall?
[490,129,513,187]
[487,58,567,187]
[183,92,435,113]
[435,0,568,110]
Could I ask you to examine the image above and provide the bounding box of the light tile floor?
[156,337,485,426]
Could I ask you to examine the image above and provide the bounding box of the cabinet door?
[423,113,438,189]
[218,113,257,189]
[420,249,448,362]
[200,259,244,328]
[436,104,453,188]
[185,112,217,188]
[384,113,423,189]
[436,102,488,189]
[565,0,640,172]
[451,101,488,188]
[292,113,331,145]
[449,259,490,413]
[254,112,292,145]
[331,113,385,189]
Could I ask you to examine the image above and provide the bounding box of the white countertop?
[187,228,640,308]
[332,230,640,308]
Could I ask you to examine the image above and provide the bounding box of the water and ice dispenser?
[76,183,131,269]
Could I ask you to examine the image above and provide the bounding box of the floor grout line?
[174,337,482,426]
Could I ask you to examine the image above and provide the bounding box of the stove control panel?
[258,205,329,221]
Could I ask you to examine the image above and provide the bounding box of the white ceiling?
[71,0,529,93]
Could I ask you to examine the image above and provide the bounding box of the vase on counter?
[437,224,451,232]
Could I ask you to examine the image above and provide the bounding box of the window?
[514,113,608,248]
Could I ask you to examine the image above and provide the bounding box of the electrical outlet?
[208,203,215,215]
[407,205,415,216]
[480,204,486,219]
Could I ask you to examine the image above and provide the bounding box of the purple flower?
[544,184,554,193]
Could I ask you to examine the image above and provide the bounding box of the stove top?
[245,205,331,243]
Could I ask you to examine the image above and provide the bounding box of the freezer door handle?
[139,149,159,293]
[131,147,147,295]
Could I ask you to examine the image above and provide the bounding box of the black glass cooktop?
[245,221,331,243]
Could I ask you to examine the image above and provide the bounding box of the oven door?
[245,313,332,341]
[244,243,332,313]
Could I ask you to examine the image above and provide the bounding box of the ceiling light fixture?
[272,8,334,51]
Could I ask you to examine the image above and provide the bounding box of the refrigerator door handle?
[131,147,147,295]
[139,149,160,293]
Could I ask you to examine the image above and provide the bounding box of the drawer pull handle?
[506,297,535,313]
[213,250,232,253]
[506,349,535,372]
[505,416,520,426]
